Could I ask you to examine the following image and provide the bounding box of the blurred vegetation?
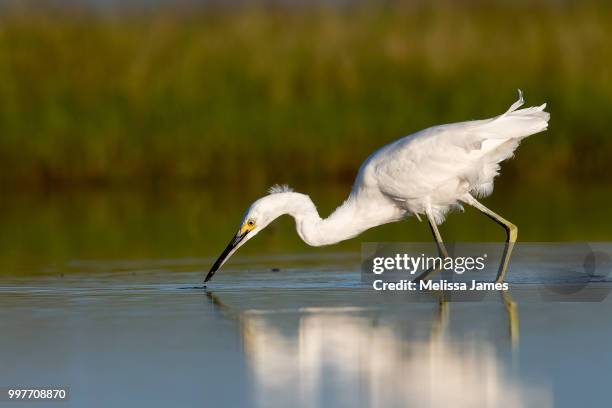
[2,181,611,275]
[0,1,611,191]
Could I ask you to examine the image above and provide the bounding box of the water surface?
[1,256,611,408]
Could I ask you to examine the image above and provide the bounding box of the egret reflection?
[207,292,550,408]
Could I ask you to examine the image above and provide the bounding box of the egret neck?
[271,192,403,247]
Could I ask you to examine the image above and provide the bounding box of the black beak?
[205,230,249,283]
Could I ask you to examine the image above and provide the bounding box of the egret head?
[205,185,295,282]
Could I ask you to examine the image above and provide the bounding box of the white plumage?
[360,89,549,224]
[206,90,550,283]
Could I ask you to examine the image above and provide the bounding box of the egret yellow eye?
[239,219,256,235]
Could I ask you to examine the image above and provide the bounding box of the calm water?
[1,255,612,408]
[1,183,611,407]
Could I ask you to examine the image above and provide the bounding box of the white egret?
[206,90,549,283]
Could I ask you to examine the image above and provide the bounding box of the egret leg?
[462,194,518,283]
[501,291,519,350]
[414,211,449,282]
[431,293,449,340]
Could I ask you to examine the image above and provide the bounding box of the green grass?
[0,2,611,190]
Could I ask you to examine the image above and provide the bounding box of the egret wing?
[364,92,549,219]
